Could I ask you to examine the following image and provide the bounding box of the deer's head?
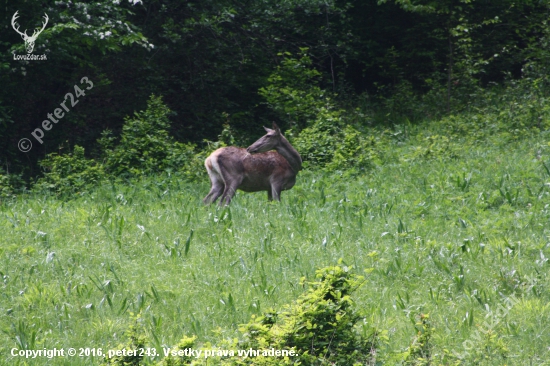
[12,11,49,54]
[247,122,283,154]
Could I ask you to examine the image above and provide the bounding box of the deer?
[203,122,302,205]
[11,11,49,54]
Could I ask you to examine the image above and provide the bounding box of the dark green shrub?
[289,107,345,167]
[291,110,379,174]
[258,49,325,130]
[33,145,105,196]
[101,95,200,179]
[326,125,379,175]
[33,95,206,197]
[0,168,26,200]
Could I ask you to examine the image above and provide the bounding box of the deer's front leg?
[270,182,283,201]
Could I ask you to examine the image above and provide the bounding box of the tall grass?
[1,121,550,364]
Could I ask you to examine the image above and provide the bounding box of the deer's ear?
[263,126,273,133]
[272,122,281,133]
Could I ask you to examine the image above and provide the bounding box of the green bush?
[234,264,376,365]
[452,329,509,365]
[33,145,105,196]
[326,125,379,175]
[101,95,201,179]
[291,109,379,174]
[157,336,199,366]
[258,49,325,130]
[403,134,462,161]
[289,106,344,167]
[0,168,26,200]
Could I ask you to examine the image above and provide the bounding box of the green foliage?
[259,49,325,130]
[201,123,240,152]
[404,134,460,161]
[31,95,207,197]
[448,328,510,365]
[32,95,212,197]
[289,107,344,167]
[396,78,550,163]
[102,313,147,366]
[234,264,375,365]
[375,81,427,122]
[402,314,433,366]
[326,125,379,175]
[20,1,152,58]
[101,95,201,180]
[291,109,380,174]
[0,169,26,199]
[33,145,105,196]
[217,121,237,147]
[157,336,199,366]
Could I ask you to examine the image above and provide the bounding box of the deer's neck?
[276,136,302,173]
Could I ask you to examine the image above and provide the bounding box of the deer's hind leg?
[219,177,242,205]
[204,179,224,204]
[203,157,225,204]
[217,163,243,206]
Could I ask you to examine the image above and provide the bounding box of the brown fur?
[203,123,301,205]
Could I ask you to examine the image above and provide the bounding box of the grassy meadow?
[2,118,550,365]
